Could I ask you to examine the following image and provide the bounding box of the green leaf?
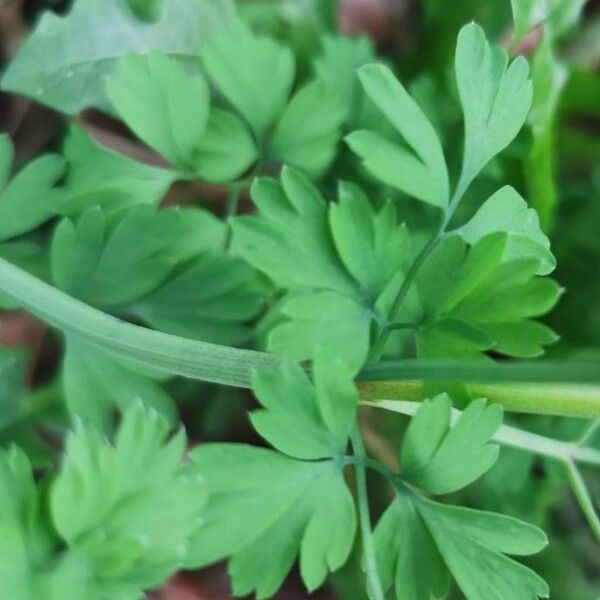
[250,349,357,460]
[51,207,185,308]
[268,80,345,177]
[375,398,549,600]
[202,19,295,136]
[313,35,376,126]
[329,181,410,300]
[0,445,48,543]
[456,186,555,275]
[192,108,258,182]
[347,64,449,208]
[268,291,372,372]
[374,491,449,600]
[418,500,549,599]
[232,167,410,370]
[400,395,503,494]
[51,405,206,593]
[188,444,355,597]
[232,169,355,295]
[62,337,176,429]
[455,23,533,189]
[0,446,53,598]
[130,252,265,345]
[106,52,210,169]
[0,135,65,243]
[1,0,234,114]
[416,234,561,358]
[61,126,175,217]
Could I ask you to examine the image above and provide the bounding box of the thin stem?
[369,175,469,362]
[578,419,600,445]
[2,257,600,418]
[343,453,399,483]
[365,399,600,545]
[564,461,600,545]
[350,428,385,600]
[0,257,281,388]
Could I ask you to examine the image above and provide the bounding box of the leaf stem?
[563,460,600,545]
[0,257,281,387]
[368,174,469,362]
[350,428,385,600]
[578,419,600,445]
[365,399,600,544]
[2,258,600,418]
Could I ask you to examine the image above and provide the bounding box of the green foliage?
[233,167,410,371]
[61,126,175,216]
[375,395,549,600]
[0,134,65,243]
[51,205,264,423]
[313,35,376,127]
[416,233,561,358]
[455,23,533,190]
[456,186,555,274]
[0,4,598,599]
[0,406,206,599]
[188,351,357,598]
[106,52,257,180]
[347,64,449,208]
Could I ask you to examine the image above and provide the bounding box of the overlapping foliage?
[0,0,598,598]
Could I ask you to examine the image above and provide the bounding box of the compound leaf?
[417,234,560,358]
[131,252,265,345]
[233,167,410,370]
[250,348,357,460]
[51,405,206,593]
[418,500,549,600]
[401,395,503,494]
[51,207,183,308]
[376,397,549,600]
[188,444,355,598]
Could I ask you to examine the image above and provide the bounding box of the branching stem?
[365,399,600,544]
[368,172,470,362]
